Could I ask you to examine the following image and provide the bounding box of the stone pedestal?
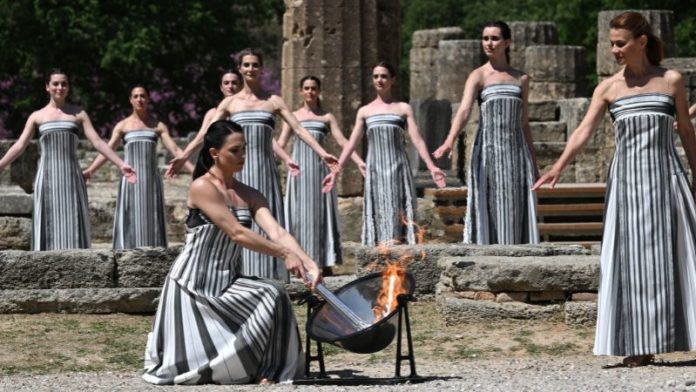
[526,46,586,100]
[435,40,484,103]
[509,22,558,69]
[409,27,465,101]
[596,10,674,77]
[282,0,401,196]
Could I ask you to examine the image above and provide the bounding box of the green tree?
[0,0,284,137]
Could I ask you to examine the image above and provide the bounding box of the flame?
[368,212,427,322]
[372,262,408,322]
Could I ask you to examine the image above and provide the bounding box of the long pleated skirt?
[594,93,696,356]
[32,121,91,250]
[143,207,302,384]
[284,120,342,268]
[113,130,167,249]
[230,111,288,281]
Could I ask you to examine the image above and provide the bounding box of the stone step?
[530,121,567,142]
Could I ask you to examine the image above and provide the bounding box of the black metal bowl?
[307,271,416,354]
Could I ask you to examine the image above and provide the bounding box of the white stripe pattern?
[112,129,167,249]
[143,207,302,384]
[362,114,417,246]
[32,120,91,250]
[284,120,342,267]
[464,84,539,244]
[229,111,288,281]
[594,93,696,356]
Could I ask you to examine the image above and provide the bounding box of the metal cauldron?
[306,272,416,354]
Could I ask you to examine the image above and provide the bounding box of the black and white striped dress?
[230,111,287,281]
[284,120,342,268]
[143,207,302,385]
[464,84,539,244]
[112,129,167,249]
[32,120,91,250]
[594,93,696,356]
[362,114,417,246]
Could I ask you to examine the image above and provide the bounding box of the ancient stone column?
[436,40,484,103]
[596,10,674,77]
[525,46,587,100]
[282,0,401,196]
[509,22,558,69]
[409,27,465,101]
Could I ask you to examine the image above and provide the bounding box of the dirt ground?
[0,301,596,376]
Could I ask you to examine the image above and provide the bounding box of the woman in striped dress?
[0,69,135,250]
[534,12,696,367]
[323,62,446,246]
[168,48,337,281]
[278,76,366,275]
[143,120,320,385]
[83,85,193,249]
[433,21,539,245]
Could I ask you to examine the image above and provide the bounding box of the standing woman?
[143,120,320,385]
[323,62,446,246]
[278,75,366,275]
[83,85,193,249]
[0,69,135,250]
[534,12,696,366]
[169,48,337,281]
[433,21,539,245]
[200,69,244,130]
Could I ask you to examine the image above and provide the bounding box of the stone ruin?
[0,8,695,321]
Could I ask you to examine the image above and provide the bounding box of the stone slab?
[564,301,597,326]
[0,217,31,250]
[0,288,160,314]
[438,254,599,293]
[114,246,181,287]
[438,295,562,323]
[0,249,116,289]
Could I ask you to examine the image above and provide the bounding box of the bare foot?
[258,378,275,385]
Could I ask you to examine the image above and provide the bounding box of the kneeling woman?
[143,120,320,385]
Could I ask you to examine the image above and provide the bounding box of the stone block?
[438,254,599,293]
[0,140,39,193]
[525,46,585,84]
[0,288,161,314]
[114,246,181,288]
[529,290,567,302]
[496,292,529,303]
[564,301,597,326]
[529,82,583,101]
[558,98,591,137]
[411,98,453,170]
[436,40,484,102]
[337,196,363,243]
[0,217,31,250]
[0,192,33,215]
[0,249,116,289]
[509,21,558,69]
[438,295,561,323]
[530,121,567,143]
[411,27,465,48]
[357,243,589,295]
[527,101,558,122]
[596,10,674,76]
[571,292,598,302]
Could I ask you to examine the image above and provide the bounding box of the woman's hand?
[283,252,308,282]
[322,171,338,193]
[166,154,188,178]
[285,159,300,177]
[532,167,561,191]
[321,152,339,172]
[433,140,453,159]
[120,164,137,184]
[82,169,92,184]
[430,167,447,188]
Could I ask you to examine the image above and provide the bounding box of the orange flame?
[372,262,408,322]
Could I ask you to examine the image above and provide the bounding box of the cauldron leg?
[395,296,418,378]
[304,298,327,378]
